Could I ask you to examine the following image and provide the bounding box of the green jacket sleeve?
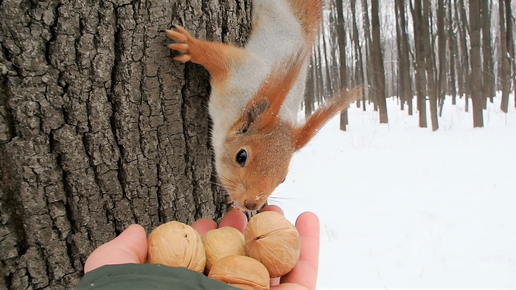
[76,264,239,290]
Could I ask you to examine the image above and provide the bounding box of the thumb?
[84,224,148,273]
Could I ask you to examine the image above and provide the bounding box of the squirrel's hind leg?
[166,26,246,85]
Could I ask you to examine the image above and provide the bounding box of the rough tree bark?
[499,0,512,113]
[361,0,374,108]
[481,0,495,106]
[469,0,485,127]
[350,0,366,111]
[371,0,388,123]
[424,0,439,131]
[411,0,428,128]
[457,0,471,112]
[305,52,316,119]
[437,0,447,117]
[395,0,413,115]
[335,0,349,131]
[0,1,251,289]
[447,0,458,105]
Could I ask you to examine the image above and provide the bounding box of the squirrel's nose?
[244,199,259,211]
[244,196,266,211]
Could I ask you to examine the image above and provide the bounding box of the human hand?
[84,224,148,273]
[83,206,320,290]
[193,206,320,290]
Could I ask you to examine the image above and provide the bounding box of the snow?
[270,94,516,289]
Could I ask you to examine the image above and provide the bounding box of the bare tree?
[412,0,428,128]
[469,0,485,127]
[335,0,350,130]
[447,0,458,105]
[457,0,471,112]
[424,0,439,131]
[305,53,316,119]
[499,0,513,113]
[371,0,389,123]
[481,0,495,106]
[0,1,251,289]
[350,0,367,110]
[437,0,448,116]
[361,0,374,108]
[395,0,414,115]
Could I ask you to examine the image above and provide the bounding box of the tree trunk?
[0,1,251,289]
[457,0,471,112]
[395,0,413,116]
[469,0,485,127]
[499,0,512,113]
[481,0,495,106]
[447,0,458,105]
[421,0,439,131]
[305,52,316,119]
[351,0,367,111]
[437,0,447,117]
[412,0,428,128]
[361,0,374,108]
[371,0,388,123]
[335,0,349,131]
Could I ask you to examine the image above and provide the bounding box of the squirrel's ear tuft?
[246,99,270,125]
[293,87,363,150]
[246,49,309,130]
[240,99,270,133]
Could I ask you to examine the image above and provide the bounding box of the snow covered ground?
[271,94,516,289]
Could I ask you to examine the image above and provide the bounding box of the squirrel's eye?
[236,149,248,167]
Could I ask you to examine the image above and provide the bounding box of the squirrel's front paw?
[166,26,195,63]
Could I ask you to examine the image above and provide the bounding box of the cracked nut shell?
[147,221,206,273]
[203,226,245,272]
[244,211,301,277]
[208,255,270,290]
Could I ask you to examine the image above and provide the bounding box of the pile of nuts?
[147,211,301,290]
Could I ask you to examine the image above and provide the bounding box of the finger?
[219,208,247,233]
[260,205,284,215]
[273,282,308,290]
[280,212,320,290]
[192,218,218,237]
[84,224,148,273]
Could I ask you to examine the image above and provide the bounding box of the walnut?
[208,255,270,290]
[202,226,245,272]
[244,211,301,277]
[147,221,206,273]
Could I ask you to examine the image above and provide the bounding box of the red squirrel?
[167,0,362,211]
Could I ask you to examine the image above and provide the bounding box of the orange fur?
[286,0,324,43]
[293,87,363,150]
[245,49,308,131]
[166,27,246,88]
[221,120,294,211]
[165,1,352,211]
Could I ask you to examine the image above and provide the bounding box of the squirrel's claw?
[168,43,190,54]
[174,54,192,63]
[167,27,195,63]
[166,27,190,43]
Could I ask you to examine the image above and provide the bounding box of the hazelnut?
[245,211,301,277]
[147,221,206,273]
[208,255,270,290]
[203,226,245,272]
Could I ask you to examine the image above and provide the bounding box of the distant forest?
[305,0,516,130]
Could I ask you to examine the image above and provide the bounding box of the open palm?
[84,206,320,290]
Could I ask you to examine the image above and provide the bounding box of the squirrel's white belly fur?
[209,0,307,166]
